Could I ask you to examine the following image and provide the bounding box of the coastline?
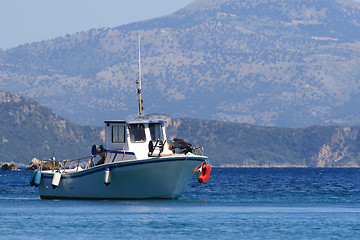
[2,162,360,170]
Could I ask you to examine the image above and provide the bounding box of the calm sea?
[1,168,360,239]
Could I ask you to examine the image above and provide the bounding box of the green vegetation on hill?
[1,91,360,167]
[0,91,103,164]
[166,117,360,167]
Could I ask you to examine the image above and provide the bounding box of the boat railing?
[38,149,127,173]
[38,155,94,173]
[193,146,205,156]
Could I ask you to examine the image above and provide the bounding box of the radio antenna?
[136,35,143,118]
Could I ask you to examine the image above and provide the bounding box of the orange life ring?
[198,163,211,183]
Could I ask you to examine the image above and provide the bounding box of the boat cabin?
[103,120,173,162]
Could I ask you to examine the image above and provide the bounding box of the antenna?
[138,35,142,91]
[136,35,143,118]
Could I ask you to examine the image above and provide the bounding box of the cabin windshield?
[149,123,164,141]
[129,124,146,143]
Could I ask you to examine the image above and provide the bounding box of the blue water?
[1,168,360,239]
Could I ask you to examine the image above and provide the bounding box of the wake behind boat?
[29,37,211,199]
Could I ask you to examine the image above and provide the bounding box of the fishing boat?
[30,38,211,199]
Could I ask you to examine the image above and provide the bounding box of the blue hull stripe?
[107,150,135,155]
[112,153,118,162]
[41,157,205,180]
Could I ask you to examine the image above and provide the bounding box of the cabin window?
[112,125,125,143]
[149,123,164,141]
[129,124,146,143]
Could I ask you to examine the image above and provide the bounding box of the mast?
[136,35,143,118]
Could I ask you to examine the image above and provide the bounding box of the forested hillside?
[0,91,103,164]
[165,117,360,167]
[1,91,360,167]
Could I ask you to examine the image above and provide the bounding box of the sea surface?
[1,168,360,240]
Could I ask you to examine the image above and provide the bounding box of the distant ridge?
[1,91,360,167]
[0,90,103,164]
[1,0,360,127]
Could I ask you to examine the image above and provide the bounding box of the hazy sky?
[1,0,360,50]
[0,0,194,50]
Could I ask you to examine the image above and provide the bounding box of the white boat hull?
[38,155,206,199]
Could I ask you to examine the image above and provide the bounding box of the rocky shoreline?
[1,158,61,171]
[1,163,19,170]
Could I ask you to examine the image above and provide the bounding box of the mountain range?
[1,90,360,167]
[1,0,360,127]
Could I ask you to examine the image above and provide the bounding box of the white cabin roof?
[104,120,167,125]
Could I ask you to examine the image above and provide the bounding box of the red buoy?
[198,163,211,183]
